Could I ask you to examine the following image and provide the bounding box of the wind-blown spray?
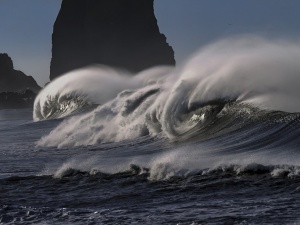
[35,36,300,147]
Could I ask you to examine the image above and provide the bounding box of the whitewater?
[2,37,300,224]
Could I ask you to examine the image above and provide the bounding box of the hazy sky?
[1,0,300,86]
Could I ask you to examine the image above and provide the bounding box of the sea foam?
[35,36,300,147]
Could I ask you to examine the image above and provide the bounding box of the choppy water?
[2,37,300,224]
[2,108,300,225]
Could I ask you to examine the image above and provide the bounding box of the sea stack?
[0,53,41,109]
[0,53,40,93]
[50,0,175,80]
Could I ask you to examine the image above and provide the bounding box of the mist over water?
[33,66,141,120]
[34,36,300,148]
[4,37,300,224]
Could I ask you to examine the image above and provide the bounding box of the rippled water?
[3,37,300,224]
[1,109,300,225]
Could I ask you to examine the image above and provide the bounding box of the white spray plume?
[35,36,300,147]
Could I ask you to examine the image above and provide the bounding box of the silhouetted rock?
[0,53,41,93]
[0,53,14,72]
[0,53,41,109]
[50,0,175,80]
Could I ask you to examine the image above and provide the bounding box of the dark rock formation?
[50,0,175,80]
[0,53,41,109]
[0,53,41,93]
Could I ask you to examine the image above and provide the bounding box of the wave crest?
[33,66,141,120]
[35,36,300,147]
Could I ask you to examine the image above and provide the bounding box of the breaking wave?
[34,36,300,147]
[33,66,143,120]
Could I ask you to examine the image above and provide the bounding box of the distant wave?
[51,162,300,181]
[35,36,300,147]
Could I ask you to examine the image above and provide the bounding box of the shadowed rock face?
[0,53,41,93]
[50,0,175,80]
[0,53,41,109]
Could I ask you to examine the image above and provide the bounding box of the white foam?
[35,36,300,147]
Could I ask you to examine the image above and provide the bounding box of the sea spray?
[35,36,300,147]
[34,66,143,120]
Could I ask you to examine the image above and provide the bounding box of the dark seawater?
[3,38,300,224]
[2,107,300,225]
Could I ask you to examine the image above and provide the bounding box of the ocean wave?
[33,66,144,120]
[50,161,300,181]
[34,36,300,147]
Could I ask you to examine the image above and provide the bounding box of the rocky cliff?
[0,53,41,109]
[50,0,175,80]
[0,53,41,93]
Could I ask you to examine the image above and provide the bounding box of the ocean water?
[2,37,300,224]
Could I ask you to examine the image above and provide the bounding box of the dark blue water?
[4,38,300,224]
[1,108,300,225]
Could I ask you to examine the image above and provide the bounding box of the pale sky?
[1,0,300,86]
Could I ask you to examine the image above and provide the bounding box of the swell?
[34,93,97,120]
[34,36,300,147]
[33,65,144,121]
